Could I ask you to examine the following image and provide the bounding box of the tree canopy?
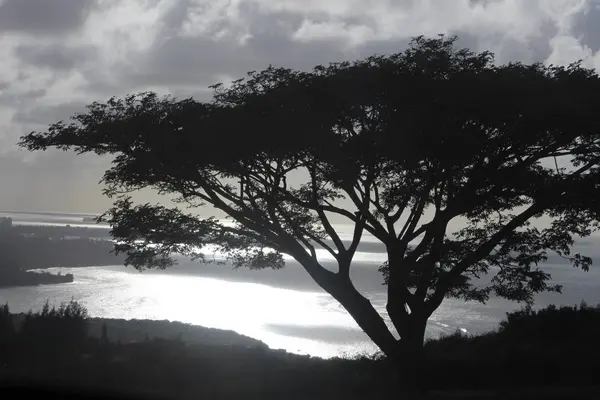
[19,36,600,358]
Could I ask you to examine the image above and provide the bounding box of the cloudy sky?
[0,0,599,214]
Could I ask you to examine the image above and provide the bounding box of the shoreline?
[0,270,74,289]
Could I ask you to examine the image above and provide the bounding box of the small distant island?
[0,216,124,289]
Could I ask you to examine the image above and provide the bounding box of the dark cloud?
[14,44,97,71]
[454,20,557,64]
[103,1,560,100]
[12,102,88,126]
[123,35,243,87]
[571,3,600,53]
[0,88,46,107]
[0,0,96,35]
[110,7,377,96]
[159,0,194,36]
[352,38,414,59]
[1,0,598,214]
[243,21,353,70]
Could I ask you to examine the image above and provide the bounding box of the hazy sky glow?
[1,0,599,213]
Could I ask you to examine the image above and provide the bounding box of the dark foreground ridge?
[1,301,600,399]
[7,313,267,349]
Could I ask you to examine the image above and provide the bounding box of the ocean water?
[1,211,600,358]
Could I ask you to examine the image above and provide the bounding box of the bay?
[1,211,600,358]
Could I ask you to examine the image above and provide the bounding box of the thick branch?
[398,191,429,242]
[309,165,344,257]
[343,183,392,243]
[426,202,543,312]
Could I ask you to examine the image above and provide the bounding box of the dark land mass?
[0,225,124,288]
[1,301,600,398]
[0,270,74,288]
[0,234,123,270]
[0,224,385,293]
[8,313,266,349]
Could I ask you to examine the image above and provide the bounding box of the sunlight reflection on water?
[2,261,600,358]
[0,266,387,357]
[3,214,600,358]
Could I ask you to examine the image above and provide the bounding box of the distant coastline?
[0,270,74,289]
[0,223,124,289]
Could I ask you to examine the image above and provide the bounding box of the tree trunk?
[399,314,427,354]
[328,279,401,358]
[386,281,428,387]
[385,252,429,363]
[306,258,430,389]
[292,254,401,358]
[398,314,428,388]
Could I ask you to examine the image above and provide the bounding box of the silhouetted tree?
[20,299,89,355]
[0,303,15,343]
[101,322,109,345]
[19,36,600,361]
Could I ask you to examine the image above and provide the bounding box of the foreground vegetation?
[1,301,600,398]
[7,313,266,349]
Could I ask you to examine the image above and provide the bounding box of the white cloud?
[292,19,376,46]
[0,0,599,212]
[547,35,597,67]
